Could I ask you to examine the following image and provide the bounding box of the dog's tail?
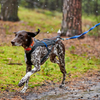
[57,29,61,37]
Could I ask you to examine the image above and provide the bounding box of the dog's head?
[11,29,40,47]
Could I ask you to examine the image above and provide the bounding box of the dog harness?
[24,23,100,65]
[25,38,59,65]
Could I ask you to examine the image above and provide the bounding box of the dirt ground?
[0,70,100,100]
[0,21,100,99]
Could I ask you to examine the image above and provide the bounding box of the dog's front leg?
[18,67,38,87]
[18,63,40,90]
[20,64,32,93]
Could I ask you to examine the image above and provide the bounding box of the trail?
[0,70,100,100]
[1,33,100,100]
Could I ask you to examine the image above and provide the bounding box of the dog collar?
[24,41,34,51]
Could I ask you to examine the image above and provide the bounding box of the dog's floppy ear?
[27,29,40,37]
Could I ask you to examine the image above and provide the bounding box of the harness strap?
[25,39,57,65]
[26,52,33,65]
[41,41,48,48]
[25,43,39,65]
[41,41,54,63]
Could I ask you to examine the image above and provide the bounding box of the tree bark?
[0,0,19,21]
[61,0,82,37]
[94,0,98,16]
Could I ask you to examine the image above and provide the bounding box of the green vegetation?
[82,15,100,37]
[0,46,100,91]
[82,15,100,23]
[1,6,99,36]
[18,7,62,33]
[18,7,100,36]
[0,7,100,92]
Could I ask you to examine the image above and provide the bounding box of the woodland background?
[0,0,100,99]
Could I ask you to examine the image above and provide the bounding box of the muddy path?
[0,70,100,100]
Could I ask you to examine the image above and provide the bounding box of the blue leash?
[61,23,100,40]
[42,23,100,48]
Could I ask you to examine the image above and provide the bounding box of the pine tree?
[61,0,82,37]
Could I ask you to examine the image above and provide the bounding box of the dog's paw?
[18,81,25,87]
[59,84,65,88]
[18,77,27,87]
[20,87,28,93]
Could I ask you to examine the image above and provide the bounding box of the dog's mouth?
[11,41,15,46]
[11,41,22,46]
[11,44,15,46]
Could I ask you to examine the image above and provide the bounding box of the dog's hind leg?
[20,64,32,93]
[59,63,66,88]
[50,53,66,87]
[57,44,66,88]
[59,55,66,88]
[50,54,60,64]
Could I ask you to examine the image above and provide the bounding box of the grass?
[82,15,100,23]
[0,7,100,92]
[82,14,100,37]
[0,6,99,36]
[18,7,100,35]
[18,7,62,33]
[0,46,100,92]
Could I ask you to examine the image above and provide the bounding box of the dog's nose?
[11,41,15,45]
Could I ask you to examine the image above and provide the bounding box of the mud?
[0,70,100,100]
[24,71,100,100]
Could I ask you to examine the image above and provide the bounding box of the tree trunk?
[44,0,48,9]
[0,0,19,21]
[61,0,82,37]
[94,0,98,16]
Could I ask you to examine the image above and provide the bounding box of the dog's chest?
[25,46,50,65]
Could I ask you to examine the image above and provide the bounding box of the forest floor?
[0,70,100,100]
[0,13,100,100]
[0,31,100,99]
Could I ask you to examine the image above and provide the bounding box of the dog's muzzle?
[11,41,15,46]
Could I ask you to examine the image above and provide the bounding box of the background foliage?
[18,0,100,16]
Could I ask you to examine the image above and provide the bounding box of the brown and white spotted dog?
[11,29,66,93]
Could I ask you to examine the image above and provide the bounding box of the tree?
[0,0,19,21]
[94,0,98,16]
[61,0,82,37]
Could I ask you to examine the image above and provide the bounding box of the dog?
[11,29,66,93]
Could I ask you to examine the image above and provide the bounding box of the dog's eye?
[19,35,23,38]
[15,34,17,37]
